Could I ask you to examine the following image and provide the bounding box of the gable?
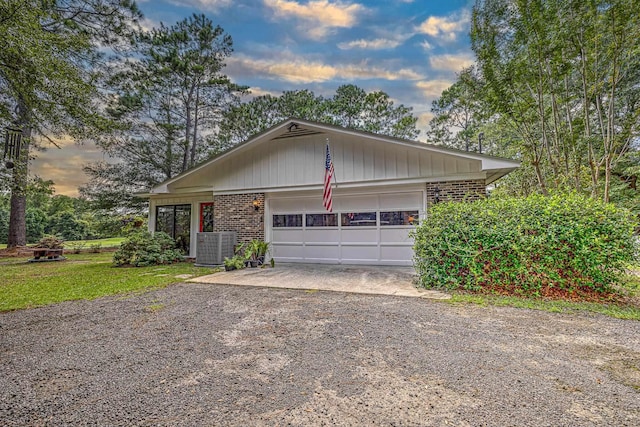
[150,119,519,195]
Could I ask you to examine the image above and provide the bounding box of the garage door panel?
[380,228,412,244]
[304,229,339,242]
[305,245,340,261]
[341,245,379,262]
[340,195,378,210]
[341,228,378,243]
[272,229,304,242]
[380,192,422,209]
[272,243,304,259]
[380,245,414,262]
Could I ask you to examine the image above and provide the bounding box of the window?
[342,212,377,227]
[306,213,337,227]
[273,214,303,228]
[380,210,419,226]
[156,204,191,253]
[200,203,214,232]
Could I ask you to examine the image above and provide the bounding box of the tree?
[471,0,640,200]
[217,84,419,150]
[427,66,487,151]
[0,0,140,247]
[95,14,247,186]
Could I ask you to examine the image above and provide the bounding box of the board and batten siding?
[168,133,481,193]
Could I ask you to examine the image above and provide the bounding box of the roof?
[146,118,520,196]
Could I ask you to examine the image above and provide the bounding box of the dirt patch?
[1,284,639,426]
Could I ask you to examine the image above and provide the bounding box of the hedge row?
[412,193,638,296]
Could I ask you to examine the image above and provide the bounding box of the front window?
[341,212,377,227]
[273,214,303,228]
[306,213,338,227]
[156,204,191,253]
[380,210,419,226]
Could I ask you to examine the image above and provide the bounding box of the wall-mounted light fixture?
[433,187,441,204]
[252,196,260,211]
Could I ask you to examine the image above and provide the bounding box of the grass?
[0,237,126,250]
[0,252,219,312]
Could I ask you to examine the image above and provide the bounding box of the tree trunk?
[7,102,31,248]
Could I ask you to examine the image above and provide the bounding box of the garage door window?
[380,210,419,226]
[273,214,303,228]
[306,213,337,227]
[342,212,377,227]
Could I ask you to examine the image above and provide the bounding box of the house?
[143,118,519,266]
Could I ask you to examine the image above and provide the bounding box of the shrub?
[113,231,184,267]
[412,192,638,297]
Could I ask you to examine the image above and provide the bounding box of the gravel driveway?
[1,283,639,426]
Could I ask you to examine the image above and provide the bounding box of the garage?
[268,190,423,266]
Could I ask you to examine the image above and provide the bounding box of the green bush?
[113,231,184,267]
[412,193,638,297]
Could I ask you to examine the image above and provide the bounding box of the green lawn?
[0,252,218,311]
[0,237,126,250]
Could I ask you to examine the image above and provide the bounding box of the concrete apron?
[187,263,451,300]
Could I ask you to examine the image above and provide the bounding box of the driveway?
[1,283,639,426]
[189,263,450,299]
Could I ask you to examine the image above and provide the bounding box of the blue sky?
[34,0,476,195]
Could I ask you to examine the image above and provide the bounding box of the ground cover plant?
[0,252,214,311]
[412,193,639,301]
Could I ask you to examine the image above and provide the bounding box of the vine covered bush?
[113,231,184,267]
[412,193,638,297]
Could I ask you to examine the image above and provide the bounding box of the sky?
[32,0,476,196]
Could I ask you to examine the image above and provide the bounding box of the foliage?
[412,193,638,297]
[0,252,213,312]
[223,255,246,270]
[0,0,141,247]
[215,84,419,153]
[427,66,488,151]
[86,13,247,211]
[113,231,184,267]
[470,0,640,202]
[244,239,270,262]
[35,235,64,249]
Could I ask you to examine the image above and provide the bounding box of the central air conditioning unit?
[195,232,237,266]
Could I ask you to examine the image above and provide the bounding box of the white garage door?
[268,191,423,266]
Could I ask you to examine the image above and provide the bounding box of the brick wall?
[425,179,486,208]
[213,193,265,243]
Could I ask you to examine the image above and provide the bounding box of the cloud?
[264,0,366,39]
[338,38,403,50]
[31,140,109,196]
[415,80,453,97]
[228,55,423,83]
[417,10,470,41]
[428,53,475,72]
[420,40,433,51]
[248,87,282,98]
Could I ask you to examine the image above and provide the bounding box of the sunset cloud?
[229,55,423,83]
[417,10,470,41]
[415,80,453,97]
[338,38,403,50]
[429,53,475,72]
[264,0,366,39]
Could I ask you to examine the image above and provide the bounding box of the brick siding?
[213,193,265,243]
[425,180,486,208]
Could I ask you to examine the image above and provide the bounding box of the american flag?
[323,142,334,212]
